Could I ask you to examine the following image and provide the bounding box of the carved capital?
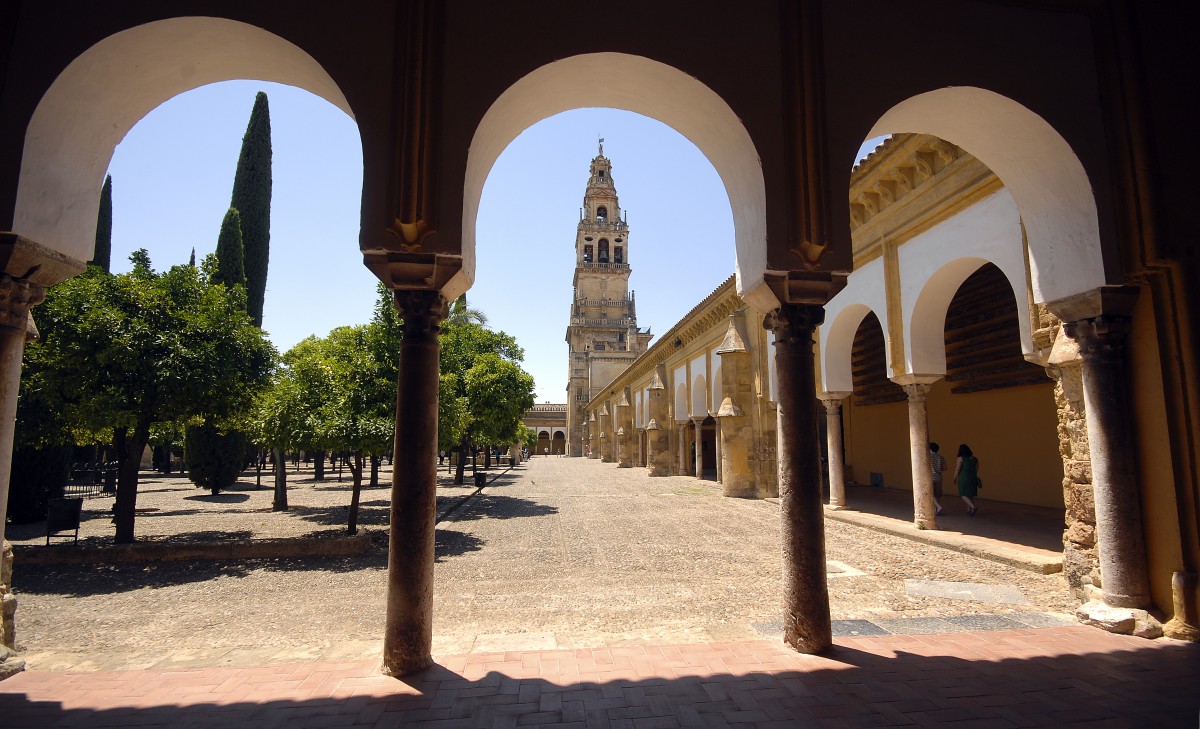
[0,274,45,332]
[764,303,825,349]
[901,381,932,404]
[1063,315,1134,362]
[394,290,447,344]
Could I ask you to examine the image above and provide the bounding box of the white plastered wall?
[819,256,890,392]
[902,189,1030,375]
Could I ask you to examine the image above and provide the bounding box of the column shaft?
[382,290,445,676]
[822,398,847,510]
[0,276,44,549]
[1067,315,1150,609]
[902,383,937,529]
[768,303,831,653]
[692,419,705,478]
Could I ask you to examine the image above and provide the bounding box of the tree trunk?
[113,421,151,544]
[315,450,326,480]
[272,447,288,511]
[370,454,380,487]
[454,436,471,485]
[255,447,262,489]
[348,450,364,535]
[484,446,491,469]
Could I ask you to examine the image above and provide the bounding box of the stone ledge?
[12,531,375,565]
[823,506,1063,575]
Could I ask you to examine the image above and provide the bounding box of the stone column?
[0,276,43,550]
[0,236,83,670]
[1058,288,1150,610]
[819,393,851,510]
[899,380,939,530]
[599,406,614,463]
[766,303,831,654]
[691,417,705,478]
[587,413,598,458]
[382,290,446,677]
[646,370,671,476]
[616,394,633,468]
[714,420,723,484]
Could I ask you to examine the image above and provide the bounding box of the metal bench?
[46,497,83,545]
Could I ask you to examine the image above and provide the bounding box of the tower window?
[598,170,605,178]
[583,244,593,263]
[598,239,609,263]
[614,246,623,264]
[597,206,607,221]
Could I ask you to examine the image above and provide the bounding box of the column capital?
[817,390,851,402]
[394,290,447,343]
[763,302,825,347]
[900,381,933,403]
[1062,315,1134,361]
[0,275,45,333]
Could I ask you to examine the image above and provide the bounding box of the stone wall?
[1049,327,1098,602]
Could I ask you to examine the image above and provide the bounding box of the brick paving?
[2,627,1196,727]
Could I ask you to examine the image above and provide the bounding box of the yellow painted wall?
[842,400,909,489]
[926,380,1062,509]
[843,379,1062,509]
[1128,286,1183,616]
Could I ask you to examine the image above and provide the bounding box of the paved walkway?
[4,457,1197,725]
[3,627,1196,727]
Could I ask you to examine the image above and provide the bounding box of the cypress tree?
[230,91,272,327]
[90,175,113,272]
[213,208,246,289]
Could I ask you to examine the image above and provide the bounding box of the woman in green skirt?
[953,443,980,516]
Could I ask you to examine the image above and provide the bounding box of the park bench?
[45,497,83,545]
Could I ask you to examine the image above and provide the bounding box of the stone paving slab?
[905,579,1031,605]
[1,627,1196,728]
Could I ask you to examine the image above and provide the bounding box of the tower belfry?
[566,143,653,456]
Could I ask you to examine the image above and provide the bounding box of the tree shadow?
[444,494,558,522]
[182,493,250,504]
[436,528,484,562]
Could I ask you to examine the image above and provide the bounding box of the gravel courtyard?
[7,457,1076,671]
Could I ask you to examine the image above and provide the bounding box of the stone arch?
[674,381,688,422]
[907,256,1033,376]
[461,52,765,304]
[820,302,888,393]
[13,17,355,263]
[867,87,1104,305]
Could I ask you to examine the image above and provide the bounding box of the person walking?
[929,442,947,515]
[953,443,980,515]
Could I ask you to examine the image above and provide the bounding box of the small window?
[598,170,605,178]
[614,246,623,264]
[597,206,607,221]
[583,244,593,263]
[618,332,626,342]
[594,344,605,351]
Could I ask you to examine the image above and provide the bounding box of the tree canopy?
[21,252,275,541]
[230,91,272,327]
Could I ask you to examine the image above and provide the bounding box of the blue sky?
[107,81,878,402]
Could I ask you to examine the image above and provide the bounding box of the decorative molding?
[387,0,443,251]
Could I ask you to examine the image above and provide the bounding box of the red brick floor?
[1,626,1196,728]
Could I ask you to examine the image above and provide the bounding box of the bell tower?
[566,141,653,456]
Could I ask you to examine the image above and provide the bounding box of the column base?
[1075,599,1163,639]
